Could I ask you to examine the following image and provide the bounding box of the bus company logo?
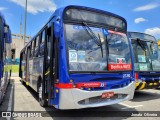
[83,82,101,87]
[108,64,132,71]
[100,82,105,87]
[76,82,106,88]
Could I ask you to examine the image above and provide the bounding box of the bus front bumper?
[58,81,135,109]
[135,80,160,90]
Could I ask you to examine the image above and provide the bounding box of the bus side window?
[29,45,32,59]
[30,42,33,58]
[40,30,45,56]
[34,36,40,57]
[23,50,26,60]
[31,40,35,58]
[21,51,25,71]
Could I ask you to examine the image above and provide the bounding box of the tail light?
[135,73,139,80]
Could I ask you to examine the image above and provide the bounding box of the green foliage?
[11,65,19,73]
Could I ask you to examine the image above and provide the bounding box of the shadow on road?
[131,90,160,102]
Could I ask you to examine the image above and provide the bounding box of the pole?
[24,0,27,46]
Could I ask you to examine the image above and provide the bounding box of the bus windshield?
[65,24,131,72]
[132,40,160,71]
[107,31,131,64]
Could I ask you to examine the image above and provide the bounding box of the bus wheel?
[38,80,47,107]
[20,80,25,85]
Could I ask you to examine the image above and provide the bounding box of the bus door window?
[39,30,45,56]
[31,40,35,58]
[47,36,51,61]
[34,36,40,57]
[46,28,51,68]
[28,46,32,59]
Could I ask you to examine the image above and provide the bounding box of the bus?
[19,5,135,109]
[128,32,160,90]
[0,12,12,104]
[158,39,160,50]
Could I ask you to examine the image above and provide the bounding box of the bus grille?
[78,94,127,105]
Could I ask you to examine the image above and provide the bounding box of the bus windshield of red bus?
[132,40,160,71]
[65,24,132,72]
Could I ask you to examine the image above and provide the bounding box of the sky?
[0,0,160,39]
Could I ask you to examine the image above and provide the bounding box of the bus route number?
[123,74,130,78]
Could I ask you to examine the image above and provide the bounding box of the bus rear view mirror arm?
[54,16,61,38]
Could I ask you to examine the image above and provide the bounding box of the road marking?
[7,82,14,120]
[119,103,143,110]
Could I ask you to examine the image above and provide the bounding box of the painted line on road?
[119,103,143,110]
[121,105,143,110]
[7,82,14,120]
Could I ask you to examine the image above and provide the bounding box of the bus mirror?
[54,19,60,38]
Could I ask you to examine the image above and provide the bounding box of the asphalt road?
[0,77,160,120]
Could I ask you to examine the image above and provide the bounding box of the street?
[0,77,160,120]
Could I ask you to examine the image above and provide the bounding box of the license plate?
[102,92,114,99]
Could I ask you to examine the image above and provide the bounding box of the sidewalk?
[11,73,19,77]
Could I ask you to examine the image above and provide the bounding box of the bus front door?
[43,23,57,105]
[26,47,31,85]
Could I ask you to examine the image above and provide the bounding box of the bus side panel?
[22,60,26,80]
[0,61,2,102]
[28,59,33,87]
[4,43,11,86]
[0,17,3,95]
[0,44,11,102]
[29,57,43,92]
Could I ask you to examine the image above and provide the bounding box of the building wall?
[11,34,31,64]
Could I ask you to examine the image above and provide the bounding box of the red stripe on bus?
[76,82,102,89]
[55,83,73,89]
[135,73,139,80]
[55,82,105,89]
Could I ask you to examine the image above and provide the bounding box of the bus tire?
[20,80,25,85]
[38,78,47,107]
[9,70,12,85]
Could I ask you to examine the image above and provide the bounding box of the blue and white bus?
[0,12,12,104]
[128,32,160,90]
[19,6,135,109]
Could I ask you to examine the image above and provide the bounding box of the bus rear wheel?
[38,80,47,107]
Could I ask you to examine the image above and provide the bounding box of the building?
[11,34,31,64]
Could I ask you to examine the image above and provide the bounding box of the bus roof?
[0,12,7,26]
[21,5,128,53]
[50,5,127,24]
[128,31,156,42]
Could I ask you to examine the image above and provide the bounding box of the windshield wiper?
[136,38,146,54]
[105,34,109,55]
[149,42,156,55]
[82,22,103,57]
[98,33,103,57]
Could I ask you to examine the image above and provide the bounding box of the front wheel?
[38,80,47,107]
